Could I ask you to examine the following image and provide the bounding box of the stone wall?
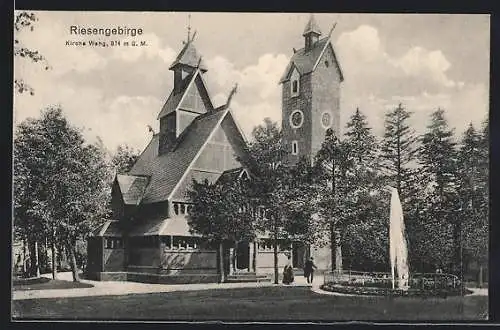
[311,44,342,157]
[282,73,313,164]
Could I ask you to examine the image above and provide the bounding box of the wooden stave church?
[87,14,343,283]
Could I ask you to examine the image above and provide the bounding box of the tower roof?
[169,40,207,72]
[279,36,344,83]
[303,14,322,36]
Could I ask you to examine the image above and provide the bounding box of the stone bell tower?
[279,14,344,165]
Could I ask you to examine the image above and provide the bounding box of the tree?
[457,122,488,279]
[380,103,418,203]
[315,128,350,271]
[112,144,140,174]
[14,11,50,95]
[315,108,385,272]
[13,107,111,281]
[187,177,255,283]
[417,108,458,272]
[242,118,313,284]
[344,107,379,170]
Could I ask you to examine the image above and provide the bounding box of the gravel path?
[13,272,486,300]
[12,272,320,300]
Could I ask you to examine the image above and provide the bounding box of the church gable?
[172,111,248,201]
[178,76,212,114]
[314,42,343,82]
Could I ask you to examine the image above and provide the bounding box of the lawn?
[12,286,488,321]
[13,277,94,291]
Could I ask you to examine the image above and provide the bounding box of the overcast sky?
[14,12,490,153]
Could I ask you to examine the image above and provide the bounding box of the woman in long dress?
[283,255,294,284]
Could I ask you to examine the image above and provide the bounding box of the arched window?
[290,68,300,97]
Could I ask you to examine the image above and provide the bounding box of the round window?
[290,110,304,128]
[321,112,332,128]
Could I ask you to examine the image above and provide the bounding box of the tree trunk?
[22,236,27,276]
[273,231,279,284]
[34,240,40,278]
[479,265,483,288]
[233,240,238,273]
[218,241,225,283]
[51,237,57,280]
[67,243,80,282]
[330,224,335,272]
[334,229,342,271]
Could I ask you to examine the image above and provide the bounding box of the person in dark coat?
[304,257,318,284]
[282,255,294,285]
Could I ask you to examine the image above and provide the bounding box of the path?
[13,272,487,300]
[12,272,321,301]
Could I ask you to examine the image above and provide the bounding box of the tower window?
[290,67,300,97]
[325,60,329,68]
[321,111,332,129]
[292,141,299,155]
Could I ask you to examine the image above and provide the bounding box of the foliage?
[187,178,256,243]
[380,103,419,204]
[419,108,458,197]
[314,107,387,270]
[13,107,111,279]
[14,11,50,95]
[412,108,459,272]
[112,144,140,174]
[457,122,488,265]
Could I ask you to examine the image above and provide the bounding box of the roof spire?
[226,83,238,108]
[187,13,191,43]
[303,14,322,37]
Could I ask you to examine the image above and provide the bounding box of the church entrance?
[236,241,250,270]
[292,242,309,269]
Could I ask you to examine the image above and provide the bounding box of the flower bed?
[320,283,472,297]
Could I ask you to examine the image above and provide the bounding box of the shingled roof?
[128,216,201,237]
[279,36,344,83]
[129,109,228,204]
[116,174,150,205]
[168,41,207,72]
[157,70,213,120]
[92,220,122,237]
[303,14,322,36]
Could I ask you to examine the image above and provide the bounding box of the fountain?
[320,188,467,297]
[389,187,409,290]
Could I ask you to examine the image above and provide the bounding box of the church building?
[87,14,343,284]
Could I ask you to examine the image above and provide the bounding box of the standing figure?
[282,255,294,285]
[304,257,317,284]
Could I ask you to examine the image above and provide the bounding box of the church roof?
[116,174,150,205]
[92,220,122,237]
[157,70,213,119]
[128,216,201,237]
[129,109,229,204]
[216,167,251,185]
[168,40,207,71]
[279,36,344,83]
[303,14,322,36]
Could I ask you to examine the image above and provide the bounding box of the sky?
[14,12,490,153]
